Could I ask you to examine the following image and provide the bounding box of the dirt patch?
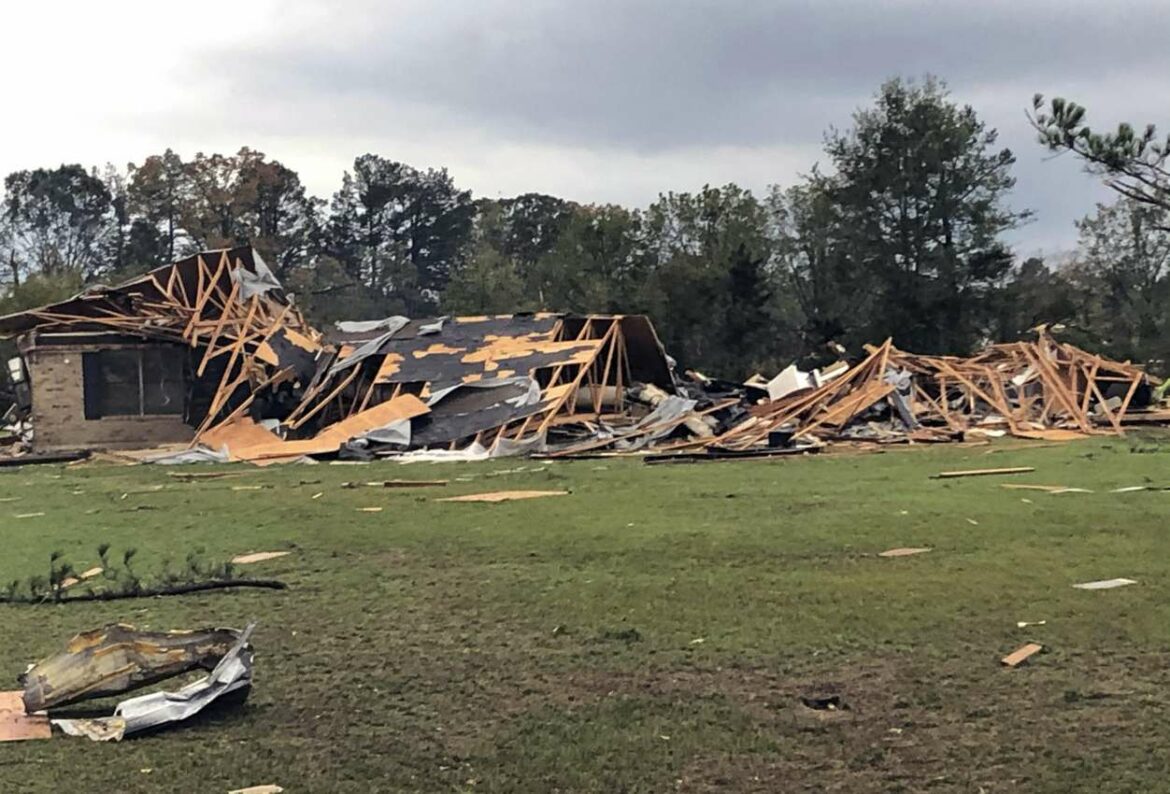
[665,650,1170,792]
[439,650,1170,792]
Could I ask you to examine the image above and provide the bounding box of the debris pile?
[699,334,1166,454]
[0,247,1165,464]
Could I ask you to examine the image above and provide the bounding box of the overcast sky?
[3,0,1168,255]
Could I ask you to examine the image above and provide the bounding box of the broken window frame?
[82,348,186,420]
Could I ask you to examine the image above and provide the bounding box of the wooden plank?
[287,366,361,430]
[933,467,1035,479]
[196,278,242,376]
[1001,643,1043,668]
[184,253,228,341]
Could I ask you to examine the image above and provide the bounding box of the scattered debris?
[229,787,284,794]
[933,467,1035,479]
[878,547,932,557]
[14,512,45,519]
[1050,487,1094,494]
[437,490,570,503]
[356,506,384,512]
[1002,643,1044,668]
[231,551,292,565]
[1073,578,1137,590]
[1016,620,1047,628]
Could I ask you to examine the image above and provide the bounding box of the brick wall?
[26,344,194,451]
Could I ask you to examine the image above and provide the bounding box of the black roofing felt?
[409,394,554,446]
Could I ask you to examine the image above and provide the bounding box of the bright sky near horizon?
[3,0,1168,256]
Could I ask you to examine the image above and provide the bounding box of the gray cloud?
[138,1,1170,250]
[220,0,1169,149]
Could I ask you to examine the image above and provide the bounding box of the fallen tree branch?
[0,579,287,604]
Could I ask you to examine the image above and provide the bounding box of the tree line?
[2,77,1168,378]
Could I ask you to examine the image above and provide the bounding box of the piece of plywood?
[200,417,283,457]
[209,395,429,463]
[437,490,569,503]
[0,691,51,742]
[1001,643,1043,667]
[878,547,932,558]
[231,551,292,565]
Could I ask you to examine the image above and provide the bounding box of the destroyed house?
[0,247,323,452]
[0,247,682,460]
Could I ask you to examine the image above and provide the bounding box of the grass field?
[2,434,1170,792]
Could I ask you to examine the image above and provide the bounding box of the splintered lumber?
[437,490,569,503]
[933,467,1035,479]
[1001,643,1043,668]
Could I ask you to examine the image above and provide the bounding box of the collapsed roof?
[0,247,700,462]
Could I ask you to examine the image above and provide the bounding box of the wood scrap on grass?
[878,547,932,557]
[231,551,292,565]
[1073,578,1137,590]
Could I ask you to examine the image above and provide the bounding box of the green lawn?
[2,434,1170,792]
